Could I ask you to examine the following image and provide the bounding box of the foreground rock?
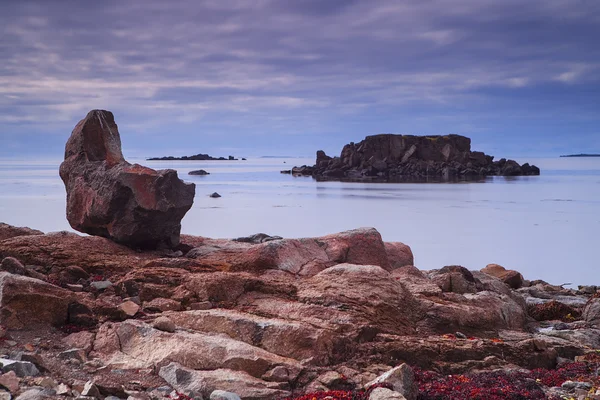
[59,110,195,249]
[292,134,540,181]
[1,222,600,399]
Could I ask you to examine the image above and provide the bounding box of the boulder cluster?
[288,134,540,181]
[0,223,599,399]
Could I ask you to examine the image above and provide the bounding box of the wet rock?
[209,192,221,198]
[59,110,195,249]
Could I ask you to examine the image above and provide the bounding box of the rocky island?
[0,111,597,400]
[560,154,600,158]
[148,154,238,161]
[289,134,540,182]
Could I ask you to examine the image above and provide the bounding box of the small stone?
[81,381,100,398]
[118,301,140,317]
[104,397,121,400]
[209,192,221,198]
[0,359,39,377]
[210,390,240,400]
[90,281,112,291]
[0,389,10,400]
[189,301,212,310]
[455,332,467,339]
[0,371,20,393]
[66,284,84,292]
[59,349,87,363]
[153,317,176,333]
[33,377,56,389]
[55,384,70,396]
[369,387,407,400]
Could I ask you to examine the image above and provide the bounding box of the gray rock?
[209,192,221,198]
[90,281,112,291]
[189,170,210,176]
[0,389,11,400]
[104,397,122,400]
[0,359,40,377]
[209,390,240,400]
[369,387,407,400]
[366,364,417,400]
[561,380,592,390]
[15,388,55,400]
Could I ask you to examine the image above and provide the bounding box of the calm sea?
[0,156,598,286]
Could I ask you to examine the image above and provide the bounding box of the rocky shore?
[0,222,600,400]
[288,134,540,182]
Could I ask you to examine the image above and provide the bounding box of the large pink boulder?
[59,110,195,249]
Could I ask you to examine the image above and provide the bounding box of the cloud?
[0,0,599,156]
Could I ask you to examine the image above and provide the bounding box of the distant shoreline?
[560,154,600,158]
[147,154,244,161]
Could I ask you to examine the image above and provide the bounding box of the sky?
[1,0,599,159]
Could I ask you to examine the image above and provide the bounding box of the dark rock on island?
[148,154,238,161]
[189,169,210,176]
[59,110,196,249]
[292,134,540,182]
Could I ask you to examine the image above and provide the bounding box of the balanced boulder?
[59,110,195,249]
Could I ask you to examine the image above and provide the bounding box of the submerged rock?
[59,110,195,249]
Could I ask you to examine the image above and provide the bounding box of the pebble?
[210,390,240,400]
[0,389,10,400]
[90,281,112,291]
[119,301,140,317]
[81,381,100,398]
[66,284,84,292]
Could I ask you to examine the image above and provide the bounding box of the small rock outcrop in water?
[148,154,238,161]
[189,169,210,175]
[59,110,196,249]
[293,134,540,181]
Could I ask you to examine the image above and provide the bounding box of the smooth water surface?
[0,156,598,286]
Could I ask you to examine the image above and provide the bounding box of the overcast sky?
[1,0,599,159]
